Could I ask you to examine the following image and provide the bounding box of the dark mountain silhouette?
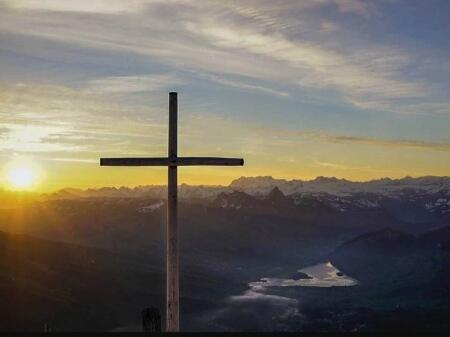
[420,226,450,250]
[0,230,161,331]
[266,186,286,202]
[336,227,421,254]
[329,227,449,288]
[0,230,239,332]
[213,190,259,210]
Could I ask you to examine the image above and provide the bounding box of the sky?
[0,0,449,192]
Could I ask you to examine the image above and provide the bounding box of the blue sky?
[0,0,449,191]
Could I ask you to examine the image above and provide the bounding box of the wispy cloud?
[0,83,168,157]
[313,159,397,175]
[198,73,289,97]
[314,160,350,170]
[187,19,422,103]
[332,0,376,18]
[183,113,450,154]
[1,0,148,14]
[44,157,98,164]
[324,135,450,152]
[0,126,10,136]
[1,0,377,17]
[86,74,184,94]
[246,124,450,153]
[1,0,446,116]
[0,123,78,153]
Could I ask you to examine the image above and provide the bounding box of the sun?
[3,156,43,191]
[7,167,35,190]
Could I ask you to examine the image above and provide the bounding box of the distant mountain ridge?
[37,176,450,226]
[43,175,450,200]
[43,184,228,200]
[229,175,450,197]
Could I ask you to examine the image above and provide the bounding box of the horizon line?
[2,174,449,195]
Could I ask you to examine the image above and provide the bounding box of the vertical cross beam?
[167,92,179,332]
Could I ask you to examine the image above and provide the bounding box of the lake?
[249,261,358,290]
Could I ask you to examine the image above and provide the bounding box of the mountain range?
[41,175,450,199]
[0,175,449,331]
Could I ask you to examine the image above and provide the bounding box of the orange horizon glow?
[2,161,449,194]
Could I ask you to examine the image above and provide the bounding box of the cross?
[99,92,244,332]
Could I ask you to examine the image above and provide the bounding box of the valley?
[0,176,449,331]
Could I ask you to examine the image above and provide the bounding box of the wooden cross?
[99,92,244,332]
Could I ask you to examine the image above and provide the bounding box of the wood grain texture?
[100,157,243,167]
[176,157,244,166]
[166,92,179,332]
[100,158,168,166]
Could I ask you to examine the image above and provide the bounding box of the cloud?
[197,73,289,97]
[1,81,447,163]
[324,135,450,152]
[186,19,422,103]
[314,160,350,170]
[1,0,148,14]
[0,83,168,157]
[216,119,450,153]
[0,126,10,136]
[0,123,77,153]
[43,157,98,164]
[1,0,376,17]
[332,0,375,18]
[319,20,340,33]
[181,113,450,156]
[1,0,446,116]
[86,74,184,94]
[346,98,450,116]
[313,159,403,174]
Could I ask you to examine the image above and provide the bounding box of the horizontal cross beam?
[100,157,244,167]
[178,157,244,166]
[100,157,168,166]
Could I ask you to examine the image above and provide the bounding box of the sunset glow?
[0,1,449,192]
[7,167,35,190]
